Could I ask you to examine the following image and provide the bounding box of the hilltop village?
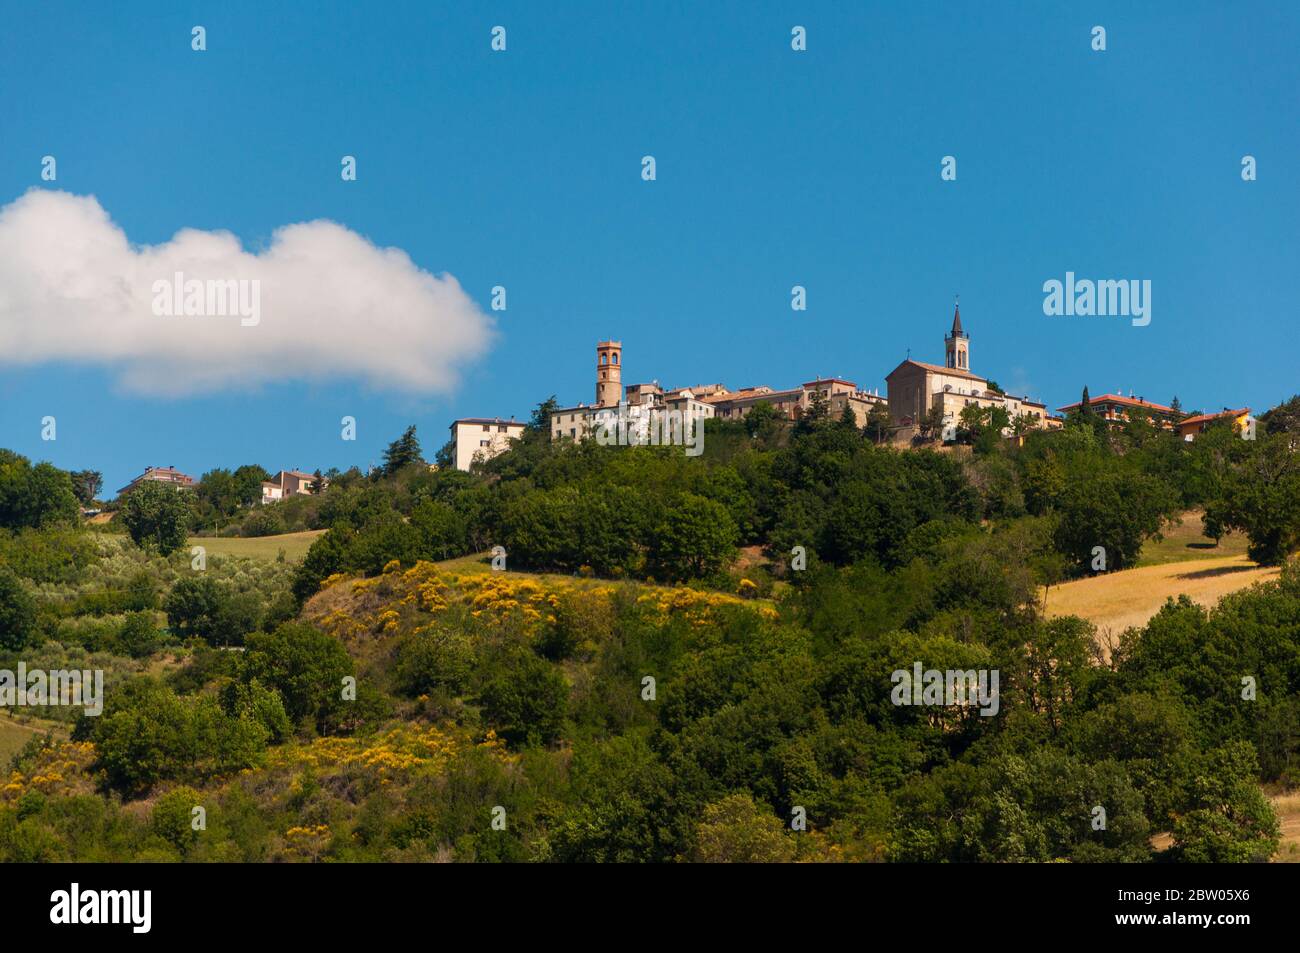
[450,304,1253,469]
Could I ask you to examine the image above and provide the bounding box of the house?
[1177,408,1254,441]
[116,466,196,496]
[450,417,526,471]
[1057,393,1183,430]
[261,470,320,504]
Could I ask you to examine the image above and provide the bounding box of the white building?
[450,417,525,471]
[261,469,319,504]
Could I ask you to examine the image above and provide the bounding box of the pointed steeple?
[944,296,970,370]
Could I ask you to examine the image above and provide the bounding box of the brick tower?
[596,340,622,407]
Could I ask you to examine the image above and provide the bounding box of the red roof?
[886,359,985,383]
[1057,393,1178,415]
[116,466,196,495]
[801,377,858,388]
[1178,408,1250,427]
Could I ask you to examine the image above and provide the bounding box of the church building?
[885,303,1055,440]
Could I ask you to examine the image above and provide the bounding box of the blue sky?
[1,1,1296,495]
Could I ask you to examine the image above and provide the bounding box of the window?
[479,440,489,447]
[498,425,506,433]
[481,424,490,432]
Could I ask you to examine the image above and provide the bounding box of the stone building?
[885,303,1054,439]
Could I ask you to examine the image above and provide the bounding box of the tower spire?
[944,297,970,370]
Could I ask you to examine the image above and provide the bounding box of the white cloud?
[0,189,495,396]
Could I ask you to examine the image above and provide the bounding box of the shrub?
[243,623,355,733]
[242,508,286,538]
[393,627,473,697]
[118,611,162,659]
[0,567,39,651]
[478,651,568,747]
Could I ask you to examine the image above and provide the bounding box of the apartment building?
[450,417,525,471]
[1056,393,1183,430]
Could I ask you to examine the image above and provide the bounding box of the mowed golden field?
[186,530,325,562]
[1044,512,1279,642]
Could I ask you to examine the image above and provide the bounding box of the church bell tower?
[944,298,969,371]
[596,340,622,407]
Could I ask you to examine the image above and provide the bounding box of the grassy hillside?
[1137,510,1250,567]
[187,530,325,563]
[1044,555,1280,646]
[0,712,67,766]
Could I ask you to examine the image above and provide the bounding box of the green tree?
[219,678,292,743]
[744,401,779,438]
[795,392,830,434]
[151,786,204,853]
[69,470,103,507]
[164,576,261,647]
[1171,742,1280,862]
[919,405,946,441]
[1205,434,1300,564]
[688,793,796,863]
[1011,412,1037,437]
[119,480,192,555]
[1054,470,1175,572]
[650,493,738,580]
[0,453,80,529]
[382,426,424,476]
[89,679,268,796]
[433,439,456,470]
[243,622,355,733]
[232,465,271,507]
[0,567,39,650]
[196,468,240,519]
[1022,453,1067,515]
[118,611,162,659]
[478,651,568,746]
[1262,395,1300,436]
[165,575,219,641]
[410,499,468,560]
[864,403,893,445]
[292,526,358,602]
[528,396,560,434]
[393,627,473,697]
